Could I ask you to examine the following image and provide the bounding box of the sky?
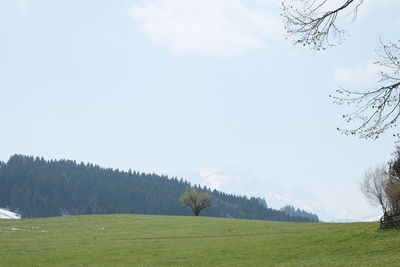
[1,0,400,221]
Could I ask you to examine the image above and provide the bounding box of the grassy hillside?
[0,215,399,266]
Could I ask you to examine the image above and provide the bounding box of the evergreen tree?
[0,154,319,222]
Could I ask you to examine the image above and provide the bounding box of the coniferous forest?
[0,155,319,222]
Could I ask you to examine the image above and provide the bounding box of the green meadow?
[1,214,399,266]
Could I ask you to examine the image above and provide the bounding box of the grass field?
[1,214,399,266]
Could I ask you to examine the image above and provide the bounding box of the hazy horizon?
[2,0,399,221]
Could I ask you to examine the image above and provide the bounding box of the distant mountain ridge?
[0,155,319,222]
[176,167,377,222]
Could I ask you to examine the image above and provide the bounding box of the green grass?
[1,214,399,266]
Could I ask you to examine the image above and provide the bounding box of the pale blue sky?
[1,0,399,220]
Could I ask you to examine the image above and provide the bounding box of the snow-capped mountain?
[171,166,381,222]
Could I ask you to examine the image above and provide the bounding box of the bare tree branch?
[331,40,400,139]
[282,1,400,139]
[282,0,363,49]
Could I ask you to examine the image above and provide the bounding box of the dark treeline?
[0,155,319,222]
[281,205,319,222]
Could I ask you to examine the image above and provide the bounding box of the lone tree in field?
[360,165,390,214]
[387,146,400,213]
[361,147,400,215]
[282,0,400,140]
[180,188,213,216]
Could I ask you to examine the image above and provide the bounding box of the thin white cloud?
[250,0,279,4]
[355,0,400,16]
[17,0,30,15]
[334,61,382,84]
[128,0,283,56]
[395,17,400,29]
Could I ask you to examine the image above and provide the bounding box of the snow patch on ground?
[0,226,49,233]
[0,208,21,219]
